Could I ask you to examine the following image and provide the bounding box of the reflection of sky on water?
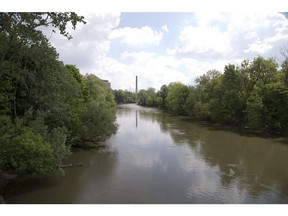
[112,104,288,203]
[115,105,226,202]
[114,107,174,171]
[130,149,162,169]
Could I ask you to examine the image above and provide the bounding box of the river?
[3,104,288,203]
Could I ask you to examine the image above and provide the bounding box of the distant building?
[101,80,111,89]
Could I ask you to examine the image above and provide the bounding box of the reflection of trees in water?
[137,108,173,134]
[4,149,118,203]
[60,149,119,203]
[136,109,288,201]
[3,175,66,203]
[173,120,288,200]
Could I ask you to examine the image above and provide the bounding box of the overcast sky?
[46,12,288,91]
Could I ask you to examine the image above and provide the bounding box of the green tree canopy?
[0,13,117,176]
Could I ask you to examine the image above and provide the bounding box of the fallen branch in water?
[60,163,83,168]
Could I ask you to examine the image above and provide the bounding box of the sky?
[4,0,287,92]
[43,12,288,91]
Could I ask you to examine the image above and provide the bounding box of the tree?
[261,82,288,132]
[72,74,117,147]
[240,57,278,99]
[183,86,197,117]
[136,88,157,107]
[0,12,86,79]
[158,84,168,109]
[146,88,157,107]
[137,89,148,106]
[280,59,288,85]
[245,87,265,129]
[0,115,56,175]
[193,70,223,121]
[113,89,125,104]
[113,89,136,104]
[219,64,246,125]
[166,82,189,115]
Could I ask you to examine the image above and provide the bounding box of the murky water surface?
[3,104,288,203]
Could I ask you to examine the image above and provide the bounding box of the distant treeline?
[113,89,136,104]
[0,13,117,176]
[136,56,288,135]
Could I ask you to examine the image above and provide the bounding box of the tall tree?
[0,12,86,79]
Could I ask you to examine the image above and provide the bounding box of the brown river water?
[3,104,288,203]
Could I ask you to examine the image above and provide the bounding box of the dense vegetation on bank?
[137,56,288,135]
[0,13,117,176]
[113,89,136,104]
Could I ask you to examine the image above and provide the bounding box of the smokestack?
[136,76,138,93]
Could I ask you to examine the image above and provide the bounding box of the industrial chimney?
[136,76,138,93]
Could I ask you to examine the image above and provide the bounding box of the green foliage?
[280,59,288,85]
[137,56,287,134]
[245,88,265,129]
[261,82,288,131]
[183,86,197,118]
[0,12,86,80]
[137,88,159,107]
[0,13,117,176]
[194,70,222,121]
[0,74,12,116]
[70,74,117,147]
[193,101,210,120]
[113,89,136,104]
[166,82,189,115]
[218,64,246,125]
[0,117,55,175]
[158,85,168,109]
[137,89,148,106]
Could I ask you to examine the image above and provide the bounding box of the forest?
[0,13,117,176]
[131,56,288,135]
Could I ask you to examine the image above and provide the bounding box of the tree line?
[0,13,117,176]
[136,56,288,135]
[113,89,136,104]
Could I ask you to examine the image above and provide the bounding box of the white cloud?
[244,40,273,54]
[161,25,169,33]
[177,25,228,54]
[121,51,156,63]
[48,12,120,72]
[45,12,288,91]
[226,13,288,58]
[109,26,165,45]
[171,13,288,62]
[244,31,258,40]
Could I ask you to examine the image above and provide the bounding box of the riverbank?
[183,117,288,141]
[135,103,288,140]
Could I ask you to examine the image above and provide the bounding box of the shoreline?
[134,103,288,139]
